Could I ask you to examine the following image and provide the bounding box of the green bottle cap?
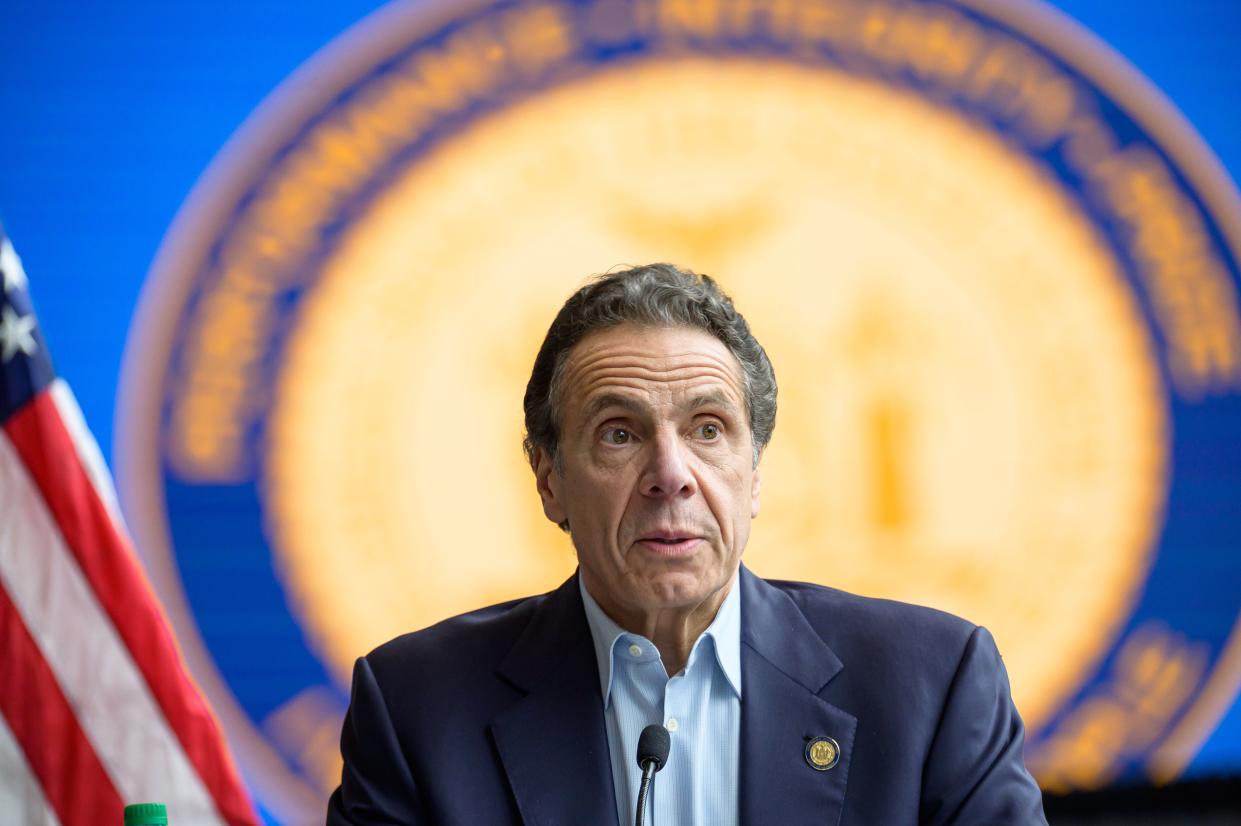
[124,803,168,825]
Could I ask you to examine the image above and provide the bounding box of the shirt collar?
[578,571,743,703]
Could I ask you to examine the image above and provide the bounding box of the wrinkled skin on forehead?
[533,323,761,673]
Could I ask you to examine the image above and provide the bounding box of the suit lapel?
[739,568,857,826]
[490,574,620,826]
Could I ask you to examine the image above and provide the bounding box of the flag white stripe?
[0,432,224,825]
[48,379,130,545]
[0,712,62,826]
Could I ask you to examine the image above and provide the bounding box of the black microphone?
[634,724,671,826]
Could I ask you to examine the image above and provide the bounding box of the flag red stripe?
[4,392,256,826]
[0,578,124,823]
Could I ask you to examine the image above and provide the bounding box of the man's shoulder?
[758,576,980,662]
[363,590,549,685]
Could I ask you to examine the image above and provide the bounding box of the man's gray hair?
[522,263,777,468]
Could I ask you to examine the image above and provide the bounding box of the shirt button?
[665,718,679,732]
[628,644,642,658]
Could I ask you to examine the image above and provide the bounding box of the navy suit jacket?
[327,567,1047,825]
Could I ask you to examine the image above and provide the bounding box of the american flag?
[0,226,258,825]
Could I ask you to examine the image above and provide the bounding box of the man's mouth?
[637,533,703,555]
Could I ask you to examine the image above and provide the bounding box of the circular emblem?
[118,0,1241,819]
[806,737,841,772]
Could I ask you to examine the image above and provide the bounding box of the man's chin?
[639,569,733,612]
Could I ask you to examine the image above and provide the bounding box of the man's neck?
[584,570,739,677]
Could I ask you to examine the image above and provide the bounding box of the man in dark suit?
[328,264,1047,825]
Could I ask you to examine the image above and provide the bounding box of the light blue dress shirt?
[579,577,741,826]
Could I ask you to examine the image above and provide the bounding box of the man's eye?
[603,428,631,445]
[697,422,721,440]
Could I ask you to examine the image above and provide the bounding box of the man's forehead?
[559,324,747,410]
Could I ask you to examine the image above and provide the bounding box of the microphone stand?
[635,758,656,826]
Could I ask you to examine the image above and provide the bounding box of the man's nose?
[639,432,697,499]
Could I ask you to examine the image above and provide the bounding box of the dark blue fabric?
[327,567,1047,825]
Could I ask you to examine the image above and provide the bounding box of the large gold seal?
[266,57,1165,735]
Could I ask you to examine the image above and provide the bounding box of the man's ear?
[751,454,762,519]
[533,445,567,525]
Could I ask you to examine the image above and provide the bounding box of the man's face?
[534,323,761,620]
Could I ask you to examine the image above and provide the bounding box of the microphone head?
[636,724,671,772]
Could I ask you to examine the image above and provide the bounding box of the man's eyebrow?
[580,393,645,424]
[689,390,740,412]
[579,389,740,426]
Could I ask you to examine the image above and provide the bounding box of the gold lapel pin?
[805,736,840,771]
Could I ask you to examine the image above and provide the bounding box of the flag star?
[0,304,37,362]
[0,240,28,294]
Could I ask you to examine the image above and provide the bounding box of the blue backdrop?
[2,0,1239,788]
